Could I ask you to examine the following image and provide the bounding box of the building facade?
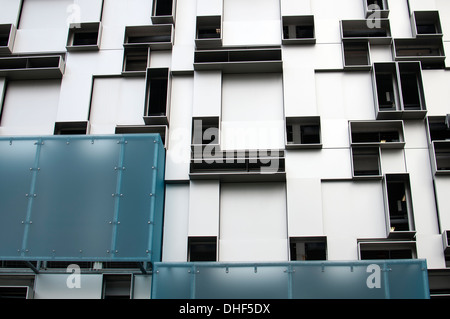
[0,0,449,299]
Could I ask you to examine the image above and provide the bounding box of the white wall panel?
[221,73,285,151]
[89,77,145,134]
[165,76,193,181]
[422,70,450,116]
[0,0,22,25]
[321,181,386,259]
[34,274,102,299]
[408,0,437,13]
[162,184,190,262]
[188,180,220,237]
[405,149,440,235]
[433,177,450,231]
[0,80,60,136]
[389,0,413,38]
[171,0,196,72]
[286,149,352,179]
[437,0,450,41]
[281,0,311,16]
[219,182,288,262]
[380,149,407,174]
[287,178,323,236]
[222,0,281,46]
[403,120,429,149]
[197,0,223,16]
[416,234,446,269]
[193,71,222,117]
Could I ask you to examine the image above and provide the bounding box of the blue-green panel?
[0,134,165,263]
[0,139,38,257]
[114,136,164,260]
[26,138,119,259]
[151,260,430,299]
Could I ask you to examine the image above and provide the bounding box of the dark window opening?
[386,180,410,232]
[352,148,381,177]
[198,27,221,39]
[352,131,400,143]
[192,117,219,145]
[343,42,370,67]
[367,0,385,10]
[124,49,148,72]
[295,25,314,39]
[400,72,421,110]
[148,79,168,116]
[103,275,131,299]
[154,0,173,16]
[301,125,320,144]
[376,73,397,110]
[429,119,450,141]
[0,287,28,299]
[128,35,171,43]
[73,32,98,46]
[360,249,413,260]
[286,117,321,147]
[0,34,8,47]
[435,142,450,171]
[54,122,88,135]
[188,237,217,262]
[290,237,327,261]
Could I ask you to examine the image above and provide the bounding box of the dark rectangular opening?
[352,131,400,143]
[376,73,397,110]
[0,287,28,299]
[301,125,321,144]
[192,117,219,145]
[54,122,88,135]
[367,0,386,10]
[295,25,314,39]
[27,57,60,69]
[343,42,370,66]
[0,58,27,70]
[188,237,217,262]
[386,178,411,232]
[124,49,148,72]
[154,0,173,16]
[198,27,221,39]
[103,275,131,299]
[147,72,168,116]
[352,148,381,177]
[435,142,450,171]
[290,237,327,261]
[360,249,413,260]
[429,119,450,141]
[0,34,8,47]
[73,32,98,46]
[286,117,321,146]
[400,72,421,110]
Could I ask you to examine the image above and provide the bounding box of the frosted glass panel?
[27,138,119,259]
[115,136,161,259]
[0,134,165,262]
[152,260,430,299]
[195,265,289,299]
[0,139,38,257]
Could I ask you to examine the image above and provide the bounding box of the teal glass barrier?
[151,260,430,299]
[0,134,165,263]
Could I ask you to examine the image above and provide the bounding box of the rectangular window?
[372,62,426,119]
[102,274,132,299]
[350,120,405,148]
[285,117,321,149]
[0,287,28,299]
[393,38,445,69]
[359,241,417,260]
[341,19,391,44]
[364,0,389,18]
[144,68,170,125]
[427,116,450,142]
[351,147,382,179]
[0,24,16,54]
[384,174,416,238]
[188,237,217,262]
[122,48,149,74]
[412,11,443,37]
[192,117,220,146]
[195,16,222,49]
[66,22,101,51]
[343,41,371,70]
[433,141,450,173]
[282,16,315,44]
[124,25,173,50]
[54,121,89,135]
[152,0,175,24]
[289,237,327,261]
